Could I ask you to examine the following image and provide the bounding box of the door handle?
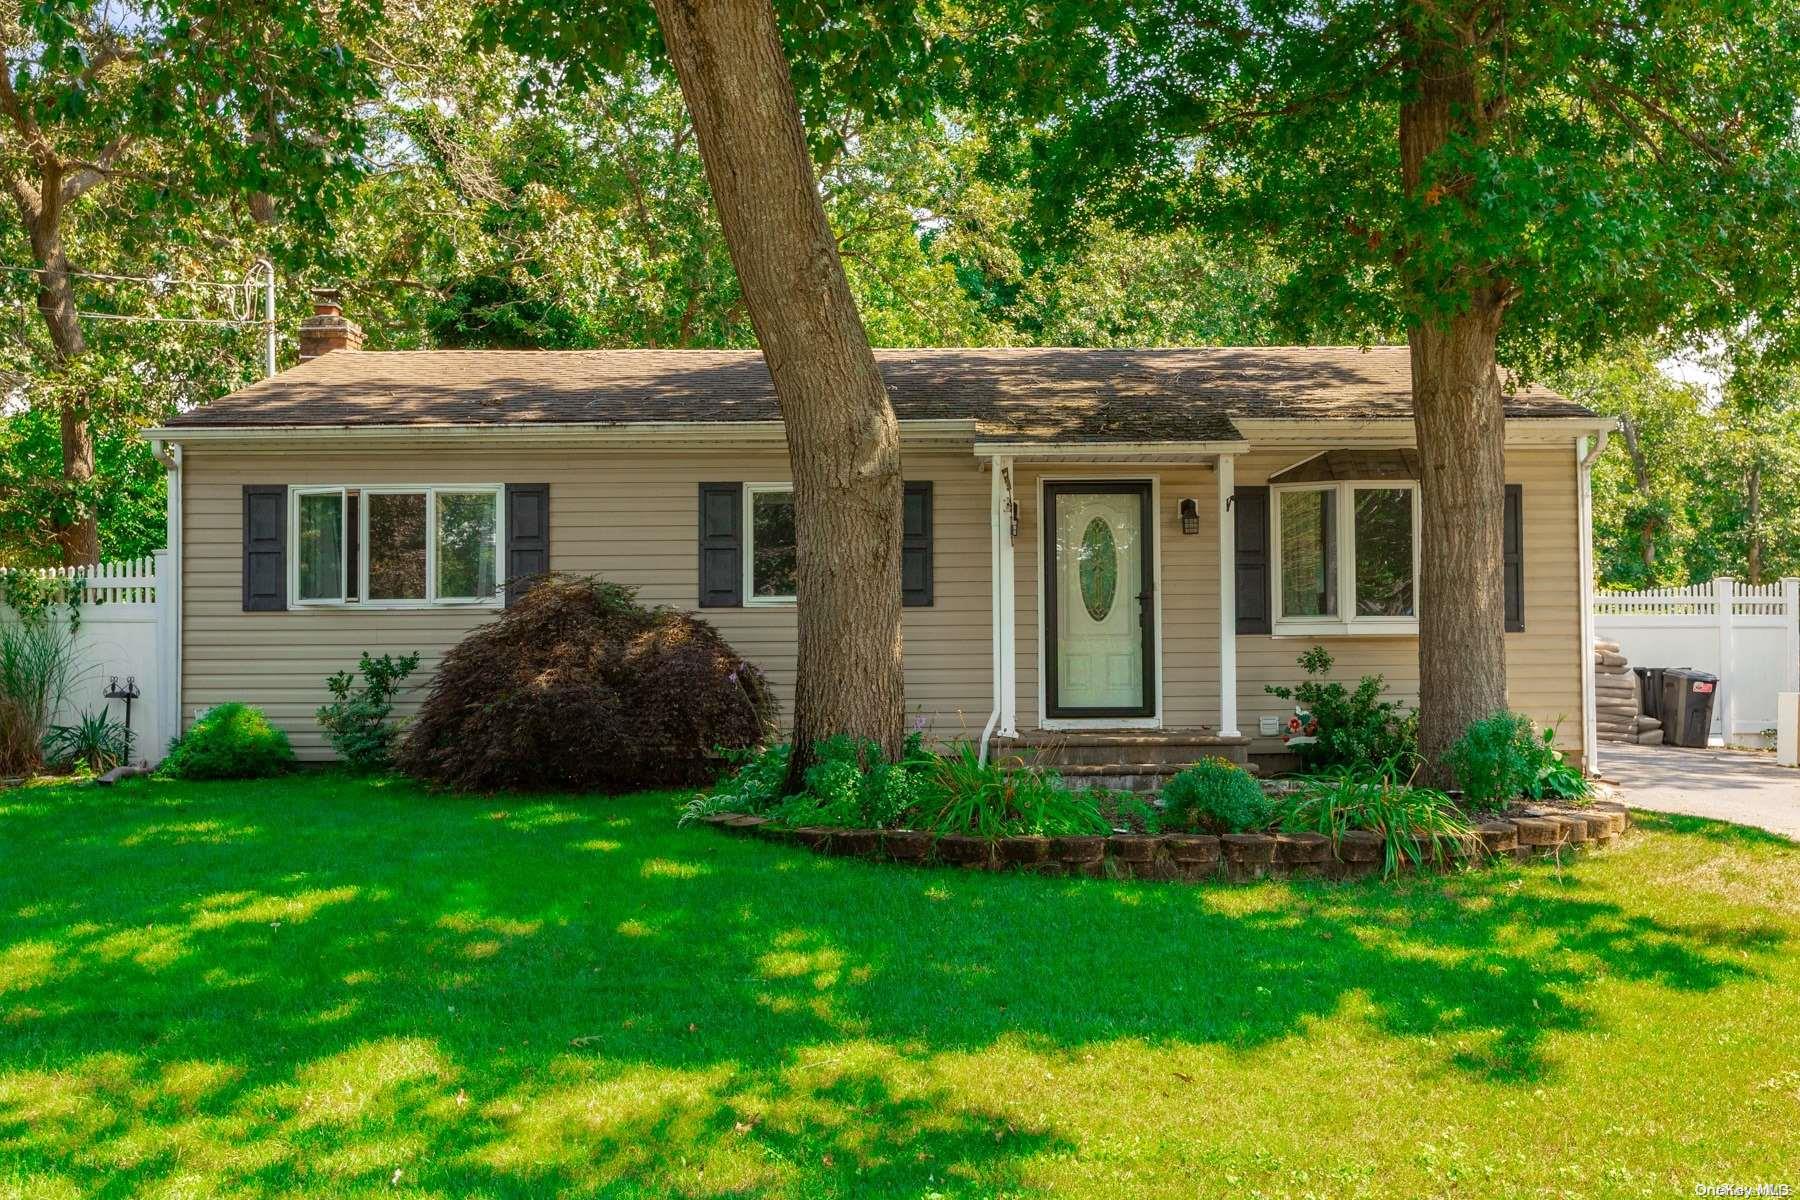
[1137,589,1153,628]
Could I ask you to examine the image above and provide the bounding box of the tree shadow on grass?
[0,774,1790,1195]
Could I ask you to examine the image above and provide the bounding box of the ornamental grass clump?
[398,575,775,793]
[0,612,74,777]
[1276,758,1475,876]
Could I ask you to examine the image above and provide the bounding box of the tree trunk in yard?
[1401,13,1513,774]
[1618,413,1660,572]
[25,186,100,566]
[1745,458,1763,585]
[649,0,906,774]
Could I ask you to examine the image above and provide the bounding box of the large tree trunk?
[28,202,100,565]
[1401,11,1512,774]
[649,0,906,774]
[1618,413,1660,571]
[1745,458,1763,585]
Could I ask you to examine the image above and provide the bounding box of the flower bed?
[696,800,1633,883]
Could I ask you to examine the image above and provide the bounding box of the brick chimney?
[298,287,364,360]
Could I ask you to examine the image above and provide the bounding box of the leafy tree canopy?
[959,0,1800,372]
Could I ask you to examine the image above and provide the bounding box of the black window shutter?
[242,485,287,612]
[1504,483,1525,632]
[901,481,933,607]
[1234,485,1271,635]
[698,483,743,607]
[504,484,550,607]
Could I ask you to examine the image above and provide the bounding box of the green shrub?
[1160,756,1272,833]
[43,708,133,774]
[1265,646,1417,775]
[161,703,296,781]
[685,736,1109,839]
[769,735,930,829]
[682,742,794,823]
[317,651,421,772]
[1275,761,1475,876]
[1447,712,1590,806]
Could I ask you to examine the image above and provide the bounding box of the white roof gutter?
[140,417,978,449]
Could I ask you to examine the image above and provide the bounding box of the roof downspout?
[978,455,1017,763]
[1577,428,1612,778]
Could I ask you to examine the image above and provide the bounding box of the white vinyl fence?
[0,552,173,766]
[1593,577,1800,746]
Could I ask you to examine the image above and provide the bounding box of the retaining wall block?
[1107,834,1160,880]
[721,814,767,835]
[1052,835,1107,879]
[1511,816,1561,847]
[1221,833,1277,881]
[999,836,1051,870]
[1334,830,1384,864]
[790,826,833,851]
[882,830,933,864]
[1274,832,1331,880]
[1569,810,1619,840]
[1163,834,1222,882]
[1477,820,1519,854]
[830,829,880,859]
[936,834,994,869]
[1549,814,1592,848]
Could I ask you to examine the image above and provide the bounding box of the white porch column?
[1217,453,1241,738]
[997,458,1018,737]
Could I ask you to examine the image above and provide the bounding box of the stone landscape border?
[696,802,1634,882]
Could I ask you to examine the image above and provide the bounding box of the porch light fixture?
[1179,497,1200,535]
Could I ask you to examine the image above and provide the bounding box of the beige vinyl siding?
[1234,444,1585,763]
[1013,445,1588,767]
[181,435,1589,769]
[181,448,993,759]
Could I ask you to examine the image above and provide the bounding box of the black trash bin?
[1659,668,1719,748]
[1634,667,1665,722]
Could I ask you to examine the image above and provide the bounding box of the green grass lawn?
[1,775,1796,1199]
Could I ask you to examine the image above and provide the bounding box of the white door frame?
[1037,473,1164,730]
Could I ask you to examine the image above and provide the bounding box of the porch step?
[991,729,1252,770]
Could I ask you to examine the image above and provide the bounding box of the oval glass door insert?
[1078,516,1119,621]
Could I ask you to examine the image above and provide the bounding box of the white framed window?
[288,484,503,609]
[1271,481,1419,635]
[743,483,797,604]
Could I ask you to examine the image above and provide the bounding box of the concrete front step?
[992,729,1252,770]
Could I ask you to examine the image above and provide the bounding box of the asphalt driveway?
[1600,742,1800,839]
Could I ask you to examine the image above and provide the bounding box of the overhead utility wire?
[0,259,279,374]
[0,262,255,289]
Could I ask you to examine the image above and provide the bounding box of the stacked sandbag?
[1594,639,1664,745]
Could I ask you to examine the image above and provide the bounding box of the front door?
[1044,482,1155,719]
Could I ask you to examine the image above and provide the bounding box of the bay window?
[1272,481,1419,633]
[290,485,502,607]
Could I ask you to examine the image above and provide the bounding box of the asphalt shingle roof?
[162,346,1594,443]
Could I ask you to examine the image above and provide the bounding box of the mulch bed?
[698,801,1634,883]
